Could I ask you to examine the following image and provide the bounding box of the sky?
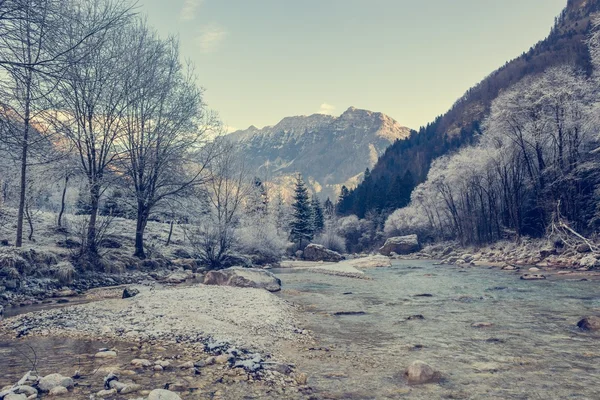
[137,0,568,132]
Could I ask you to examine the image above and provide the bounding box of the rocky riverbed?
[0,283,314,399]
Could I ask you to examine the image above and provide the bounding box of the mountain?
[226,107,411,200]
[339,0,600,218]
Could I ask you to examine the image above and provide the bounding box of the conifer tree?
[311,195,324,234]
[290,175,314,248]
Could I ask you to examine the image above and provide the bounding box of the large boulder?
[405,360,441,384]
[379,235,420,256]
[38,374,74,392]
[204,267,281,292]
[303,244,344,262]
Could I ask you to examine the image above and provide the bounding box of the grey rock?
[203,267,281,292]
[379,235,420,256]
[38,374,74,392]
[302,244,344,262]
[147,389,182,400]
[122,287,140,299]
[577,316,600,331]
[405,360,441,384]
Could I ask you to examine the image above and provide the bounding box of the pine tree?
[290,175,314,248]
[323,197,335,218]
[311,195,324,234]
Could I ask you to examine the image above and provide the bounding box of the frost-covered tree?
[290,175,313,248]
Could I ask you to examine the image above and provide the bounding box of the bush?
[313,231,346,254]
[236,222,289,265]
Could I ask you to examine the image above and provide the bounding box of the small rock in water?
[407,314,425,320]
[528,267,541,272]
[333,311,366,316]
[414,293,433,297]
[4,394,27,400]
[577,316,600,331]
[405,360,441,384]
[122,287,140,299]
[472,322,494,328]
[520,274,546,281]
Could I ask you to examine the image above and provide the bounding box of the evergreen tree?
[337,185,351,214]
[323,197,335,218]
[290,175,314,248]
[246,177,268,216]
[311,195,324,234]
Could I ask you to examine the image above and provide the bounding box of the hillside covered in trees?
[339,0,600,218]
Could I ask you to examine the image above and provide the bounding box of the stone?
[295,372,308,385]
[96,389,117,397]
[153,365,164,371]
[164,270,194,284]
[215,354,230,364]
[302,244,344,262]
[577,243,592,253]
[528,267,541,272]
[520,274,546,280]
[539,247,555,258]
[471,322,493,328]
[120,384,142,394]
[203,267,282,292]
[405,360,441,384]
[580,255,599,268]
[4,394,27,400]
[131,358,153,368]
[95,350,117,358]
[13,386,37,397]
[147,389,182,400]
[122,287,140,299]
[179,361,194,369]
[48,386,69,396]
[501,264,518,271]
[38,374,74,392]
[379,235,420,256]
[109,380,127,392]
[577,316,600,331]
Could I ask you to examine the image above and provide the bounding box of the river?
[2,260,600,399]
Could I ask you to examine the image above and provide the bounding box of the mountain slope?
[226,107,411,199]
[340,0,600,217]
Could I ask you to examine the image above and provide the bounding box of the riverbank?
[395,238,600,272]
[0,283,314,399]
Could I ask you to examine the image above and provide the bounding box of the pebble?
[96,388,117,397]
[48,386,69,396]
[95,350,117,358]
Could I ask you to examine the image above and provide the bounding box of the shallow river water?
[2,260,600,399]
[275,260,600,399]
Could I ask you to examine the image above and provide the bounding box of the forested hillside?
[339,0,600,218]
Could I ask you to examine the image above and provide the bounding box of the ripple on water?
[275,259,600,399]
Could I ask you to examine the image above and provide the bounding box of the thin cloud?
[196,24,228,53]
[318,103,336,115]
[180,0,203,21]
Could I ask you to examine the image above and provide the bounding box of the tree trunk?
[25,202,34,241]
[58,175,69,228]
[166,220,174,246]
[134,204,149,259]
[87,182,100,255]
[16,80,31,247]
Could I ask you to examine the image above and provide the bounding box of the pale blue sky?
[138,0,567,131]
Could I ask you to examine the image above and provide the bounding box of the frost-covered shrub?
[384,205,431,238]
[313,231,346,254]
[236,221,289,264]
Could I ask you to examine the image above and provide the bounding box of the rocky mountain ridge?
[226,107,411,199]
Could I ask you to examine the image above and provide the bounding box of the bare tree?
[57,2,134,255]
[118,21,220,258]
[188,142,248,269]
[0,0,132,248]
